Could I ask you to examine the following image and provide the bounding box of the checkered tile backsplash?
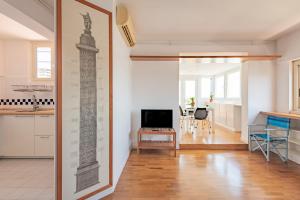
[0,98,55,105]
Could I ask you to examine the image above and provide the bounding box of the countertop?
[260,111,300,120]
[0,108,54,115]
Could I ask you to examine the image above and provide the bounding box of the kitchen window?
[32,42,53,80]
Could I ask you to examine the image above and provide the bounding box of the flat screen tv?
[141,109,173,128]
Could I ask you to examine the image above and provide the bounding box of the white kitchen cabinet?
[0,114,54,157]
[35,115,54,135]
[214,103,241,132]
[0,115,35,157]
[226,105,234,128]
[35,135,54,157]
[34,115,54,157]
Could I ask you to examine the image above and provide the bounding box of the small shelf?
[11,84,53,92]
[139,140,175,149]
[137,128,176,157]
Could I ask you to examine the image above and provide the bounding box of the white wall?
[131,61,180,147]
[241,61,275,142]
[132,42,276,144]
[275,28,300,164]
[0,40,54,101]
[276,29,300,112]
[86,0,132,199]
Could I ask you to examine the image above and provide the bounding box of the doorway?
[178,56,247,149]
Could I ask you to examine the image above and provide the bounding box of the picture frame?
[56,0,113,199]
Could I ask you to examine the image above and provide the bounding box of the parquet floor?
[104,150,300,200]
[180,126,244,144]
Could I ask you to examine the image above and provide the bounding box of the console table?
[137,128,176,157]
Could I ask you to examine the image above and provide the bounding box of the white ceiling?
[119,0,300,42]
[180,62,241,76]
[0,12,47,40]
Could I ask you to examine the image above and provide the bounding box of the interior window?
[215,75,225,98]
[201,77,211,98]
[293,59,300,111]
[33,43,53,80]
[227,71,240,98]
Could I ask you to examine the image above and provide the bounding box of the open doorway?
[179,56,247,149]
[0,1,55,200]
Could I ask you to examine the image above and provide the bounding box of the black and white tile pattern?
[0,98,55,105]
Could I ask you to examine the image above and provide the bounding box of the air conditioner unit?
[116,4,136,47]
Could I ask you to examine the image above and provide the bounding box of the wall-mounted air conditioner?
[116,4,136,47]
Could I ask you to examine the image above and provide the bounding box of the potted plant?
[189,97,196,108]
[209,94,214,103]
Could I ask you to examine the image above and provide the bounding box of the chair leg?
[249,135,252,152]
[266,140,270,162]
[207,119,211,134]
[286,139,289,162]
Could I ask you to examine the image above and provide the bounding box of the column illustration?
[76,12,99,192]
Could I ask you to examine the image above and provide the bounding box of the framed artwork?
[56,0,113,199]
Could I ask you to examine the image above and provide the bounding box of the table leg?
[137,132,140,154]
[174,133,176,157]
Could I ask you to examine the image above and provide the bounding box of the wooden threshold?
[180,143,248,150]
[130,55,281,61]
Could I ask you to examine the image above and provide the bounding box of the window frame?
[292,59,300,113]
[32,42,54,81]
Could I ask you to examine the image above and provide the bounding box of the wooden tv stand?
[137,128,176,157]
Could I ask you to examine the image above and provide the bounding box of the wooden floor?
[180,125,247,150]
[104,150,300,200]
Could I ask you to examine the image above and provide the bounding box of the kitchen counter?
[0,108,54,115]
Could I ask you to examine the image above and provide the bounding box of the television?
[141,109,173,128]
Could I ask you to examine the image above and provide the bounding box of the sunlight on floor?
[180,125,244,144]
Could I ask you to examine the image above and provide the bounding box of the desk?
[260,111,300,120]
[137,128,176,157]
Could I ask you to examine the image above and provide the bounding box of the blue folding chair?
[248,116,290,162]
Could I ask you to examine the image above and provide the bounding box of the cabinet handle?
[39,136,50,139]
[14,115,34,117]
[39,115,50,117]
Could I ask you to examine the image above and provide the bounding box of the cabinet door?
[35,115,54,135]
[35,135,54,157]
[219,104,227,124]
[226,105,234,127]
[0,115,35,156]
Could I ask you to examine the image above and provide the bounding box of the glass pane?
[36,47,51,79]
[185,80,196,106]
[201,77,211,98]
[227,71,241,98]
[215,76,225,98]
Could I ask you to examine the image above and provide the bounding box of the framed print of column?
[56,0,113,199]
